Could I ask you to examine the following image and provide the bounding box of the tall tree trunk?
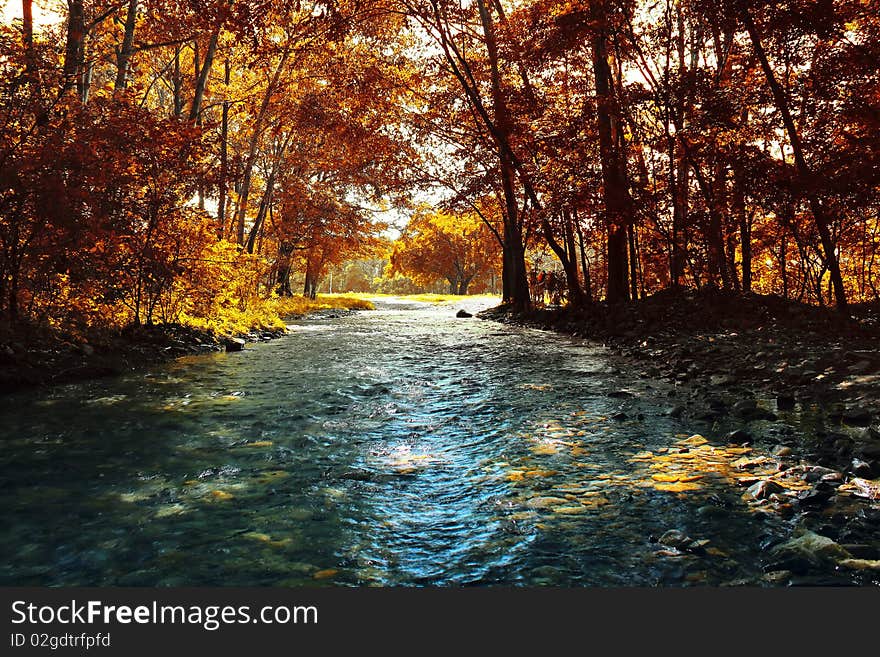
[62,1,85,97]
[628,223,639,300]
[188,26,220,122]
[234,50,289,245]
[741,9,847,310]
[246,172,276,254]
[22,0,35,79]
[708,160,732,288]
[114,0,138,91]
[592,29,630,303]
[171,48,183,117]
[218,59,230,239]
[669,3,688,288]
[476,0,530,310]
[563,208,584,304]
[733,164,751,292]
[78,60,92,103]
[575,212,593,302]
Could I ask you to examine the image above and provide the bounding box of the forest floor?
[0,296,373,395]
[480,287,880,479]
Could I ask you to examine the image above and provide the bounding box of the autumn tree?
[388,207,501,295]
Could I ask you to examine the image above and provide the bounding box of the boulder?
[767,530,851,573]
[746,480,784,500]
[224,337,246,352]
[455,310,473,318]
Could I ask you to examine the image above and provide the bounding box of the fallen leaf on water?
[313,569,339,580]
[653,481,701,492]
[209,490,234,501]
[525,469,558,478]
[553,506,587,514]
[652,473,682,482]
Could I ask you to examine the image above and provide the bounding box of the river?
[0,298,856,586]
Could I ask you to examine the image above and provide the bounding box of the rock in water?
[225,337,246,352]
[656,529,710,554]
[746,480,784,500]
[658,529,692,549]
[767,531,851,573]
[456,310,473,318]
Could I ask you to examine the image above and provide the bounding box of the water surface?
[0,298,846,586]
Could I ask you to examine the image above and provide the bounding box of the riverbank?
[479,288,880,474]
[0,295,374,394]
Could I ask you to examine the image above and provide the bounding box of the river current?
[0,298,823,586]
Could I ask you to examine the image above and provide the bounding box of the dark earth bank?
[0,308,360,394]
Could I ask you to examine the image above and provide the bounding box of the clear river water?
[0,298,852,586]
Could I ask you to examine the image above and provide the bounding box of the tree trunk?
[575,213,593,302]
[218,59,230,238]
[233,50,289,245]
[741,9,847,310]
[592,30,630,303]
[78,60,92,104]
[188,26,220,122]
[475,0,530,310]
[62,1,85,97]
[171,48,183,118]
[114,0,138,91]
[22,0,35,79]
[628,223,639,300]
[710,161,733,289]
[733,170,751,292]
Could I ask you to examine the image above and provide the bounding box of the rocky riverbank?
[480,288,880,446]
[480,288,880,584]
[0,322,287,394]
[0,306,368,395]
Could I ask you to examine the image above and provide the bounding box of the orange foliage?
[387,207,501,295]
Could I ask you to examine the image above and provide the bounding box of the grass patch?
[270,294,375,318]
[181,295,374,336]
[344,293,501,305]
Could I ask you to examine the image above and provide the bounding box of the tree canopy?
[1,0,878,333]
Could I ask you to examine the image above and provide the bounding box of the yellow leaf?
[653,482,701,492]
[242,441,273,448]
[313,569,339,580]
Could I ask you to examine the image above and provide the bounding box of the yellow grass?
[181,294,374,337]
[344,293,501,306]
[269,294,375,317]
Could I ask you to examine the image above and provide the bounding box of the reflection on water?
[0,299,871,586]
